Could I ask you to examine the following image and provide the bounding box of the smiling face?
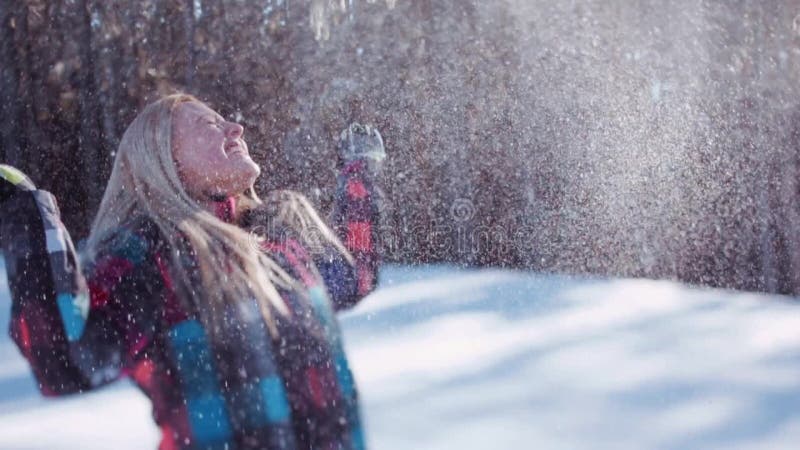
[171,101,261,200]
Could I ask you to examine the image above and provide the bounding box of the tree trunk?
[185,0,196,89]
[0,0,21,165]
[76,0,103,231]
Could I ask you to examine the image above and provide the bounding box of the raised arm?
[316,123,386,311]
[0,166,163,396]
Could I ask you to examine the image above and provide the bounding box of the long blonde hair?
[86,93,348,336]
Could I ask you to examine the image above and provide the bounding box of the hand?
[0,164,62,238]
[0,164,49,261]
[0,164,36,204]
[337,123,387,167]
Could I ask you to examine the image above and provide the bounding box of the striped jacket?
[0,160,381,450]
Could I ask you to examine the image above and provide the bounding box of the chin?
[242,160,261,181]
[226,161,260,193]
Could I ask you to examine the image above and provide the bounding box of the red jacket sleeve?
[316,159,384,311]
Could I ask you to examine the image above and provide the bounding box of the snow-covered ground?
[0,262,798,449]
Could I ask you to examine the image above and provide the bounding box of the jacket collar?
[210,194,237,224]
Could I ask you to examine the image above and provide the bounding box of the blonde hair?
[85,93,348,336]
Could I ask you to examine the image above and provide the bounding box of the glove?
[0,164,52,255]
[0,164,36,204]
[0,164,49,248]
[0,164,65,257]
[337,123,387,168]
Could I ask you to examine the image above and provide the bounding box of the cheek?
[182,130,225,161]
[174,144,259,195]
[174,134,226,189]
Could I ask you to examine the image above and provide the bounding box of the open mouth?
[225,141,247,156]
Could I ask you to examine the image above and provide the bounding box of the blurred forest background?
[2,0,800,294]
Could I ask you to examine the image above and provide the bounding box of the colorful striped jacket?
[0,159,381,450]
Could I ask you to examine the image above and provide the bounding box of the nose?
[226,122,244,140]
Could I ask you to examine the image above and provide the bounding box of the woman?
[0,93,385,450]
